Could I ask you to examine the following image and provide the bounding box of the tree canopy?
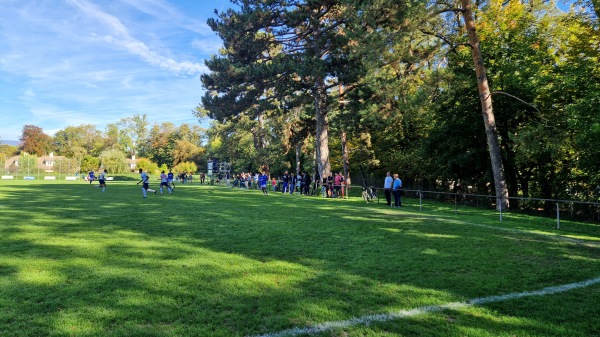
[198,0,600,206]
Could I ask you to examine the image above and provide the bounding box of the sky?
[0,0,235,142]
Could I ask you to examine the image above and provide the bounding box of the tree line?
[2,115,206,175]
[196,0,600,206]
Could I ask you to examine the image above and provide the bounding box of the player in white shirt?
[95,169,107,192]
[159,170,173,194]
[137,168,157,198]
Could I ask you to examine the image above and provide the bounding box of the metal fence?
[360,186,600,229]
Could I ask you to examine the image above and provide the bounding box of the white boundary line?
[254,277,600,337]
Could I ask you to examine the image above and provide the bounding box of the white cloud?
[66,0,207,75]
[0,0,225,141]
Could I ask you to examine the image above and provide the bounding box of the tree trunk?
[342,131,349,180]
[295,143,301,176]
[314,83,331,179]
[460,0,509,211]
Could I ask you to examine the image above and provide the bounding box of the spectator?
[393,173,402,207]
[282,171,290,193]
[334,172,342,198]
[384,171,393,206]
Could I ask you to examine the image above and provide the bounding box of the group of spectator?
[321,171,348,198]
[213,169,405,207]
[224,170,338,197]
[279,171,313,195]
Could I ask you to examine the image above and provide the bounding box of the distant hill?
[1,140,19,147]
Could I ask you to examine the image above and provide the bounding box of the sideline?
[374,207,600,248]
[254,276,600,337]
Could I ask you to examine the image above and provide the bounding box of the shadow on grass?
[0,183,599,336]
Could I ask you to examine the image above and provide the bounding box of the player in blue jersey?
[88,170,95,184]
[137,168,156,198]
[258,171,269,195]
[167,170,175,190]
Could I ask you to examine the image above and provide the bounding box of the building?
[3,153,69,173]
[127,155,138,171]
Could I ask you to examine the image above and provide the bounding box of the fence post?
[556,202,560,230]
[419,190,422,211]
[454,193,458,215]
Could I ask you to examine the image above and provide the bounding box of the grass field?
[0,180,599,337]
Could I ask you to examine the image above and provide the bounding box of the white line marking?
[254,277,600,337]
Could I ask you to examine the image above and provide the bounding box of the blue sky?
[0,0,234,141]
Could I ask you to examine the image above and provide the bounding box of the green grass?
[0,180,599,337]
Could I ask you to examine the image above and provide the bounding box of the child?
[271,177,277,191]
[259,172,269,195]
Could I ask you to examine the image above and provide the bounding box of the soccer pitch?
[0,180,599,337]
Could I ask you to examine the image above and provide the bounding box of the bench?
[1,175,14,180]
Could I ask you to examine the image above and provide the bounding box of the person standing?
[282,171,290,193]
[303,172,311,195]
[392,173,403,207]
[137,168,156,198]
[333,172,342,198]
[290,173,297,194]
[327,174,334,197]
[384,172,393,206]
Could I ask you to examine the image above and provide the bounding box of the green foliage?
[14,154,38,176]
[53,157,79,175]
[99,149,129,174]
[0,144,17,157]
[135,157,160,175]
[80,155,100,173]
[173,161,198,174]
